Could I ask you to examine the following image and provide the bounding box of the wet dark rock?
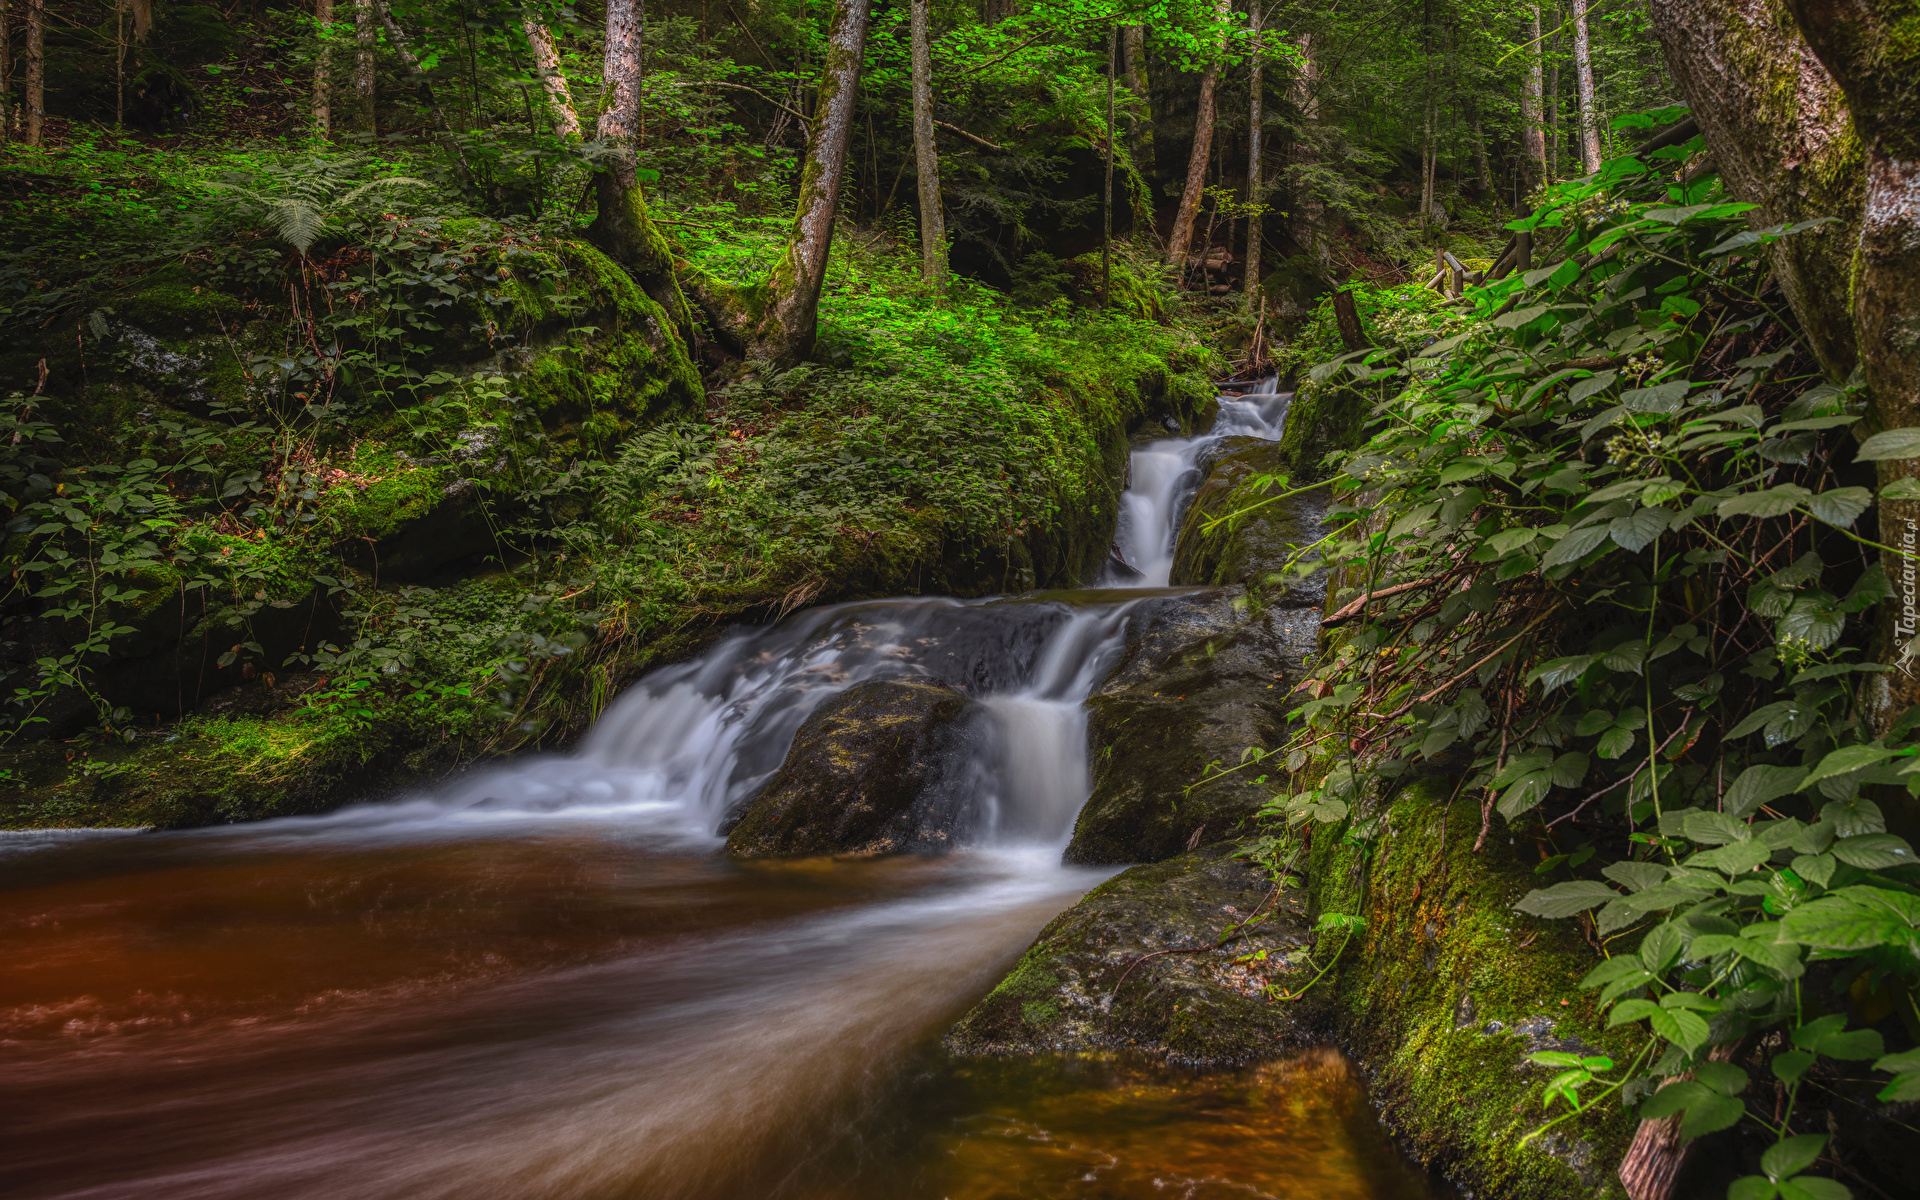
[1171,437,1329,605]
[944,841,1323,1065]
[723,678,984,858]
[1064,588,1319,864]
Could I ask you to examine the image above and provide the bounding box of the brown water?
[0,825,1447,1200]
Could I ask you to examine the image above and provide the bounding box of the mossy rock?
[945,840,1322,1064]
[723,678,985,857]
[1308,775,1639,1198]
[1276,378,1376,480]
[1170,436,1330,604]
[1065,589,1320,864]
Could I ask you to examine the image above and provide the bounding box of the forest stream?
[0,387,1446,1200]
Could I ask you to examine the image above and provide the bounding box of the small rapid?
[0,380,1447,1200]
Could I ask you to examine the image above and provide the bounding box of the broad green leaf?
[1777,886,1920,956]
[1621,380,1690,413]
[1761,1135,1828,1183]
[1718,484,1812,519]
[1726,764,1808,818]
[1603,860,1667,892]
[1649,1004,1711,1053]
[1855,427,1920,462]
[1806,487,1872,528]
[1829,832,1917,870]
[1515,880,1622,918]
[1569,370,1617,404]
[1801,745,1897,789]
[1776,1176,1852,1200]
[1611,506,1670,551]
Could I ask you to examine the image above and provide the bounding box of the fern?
[202,167,429,256]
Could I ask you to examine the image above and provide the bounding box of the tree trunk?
[589,0,696,342]
[352,0,376,134]
[1,0,11,140]
[1646,0,1862,379]
[751,0,872,364]
[129,0,150,40]
[24,0,41,147]
[1332,288,1366,351]
[1546,18,1561,183]
[1521,4,1546,192]
[1290,32,1331,283]
[1472,108,1494,194]
[378,1,472,183]
[1571,0,1602,173]
[1123,25,1153,180]
[312,0,332,137]
[1167,0,1231,270]
[1103,22,1115,304]
[1244,3,1263,296]
[909,0,945,286]
[1780,0,1920,730]
[523,14,579,139]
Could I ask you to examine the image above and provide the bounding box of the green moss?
[1308,776,1638,1198]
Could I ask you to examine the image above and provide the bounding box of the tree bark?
[128,0,150,41]
[352,0,376,134]
[1332,287,1366,351]
[24,0,41,147]
[524,14,579,139]
[1,0,11,140]
[1571,0,1602,173]
[589,0,697,342]
[909,0,945,286]
[751,0,872,363]
[1546,11,1561,183]
[378,1,472,183]
[1167,0,1231,271]
[1123,25,1154,180]
[1647,0,1863,380]
[1781,0,1920,729]
[1521,4,1546,192]
[1244,3,1263,296]
[312,0,332,137]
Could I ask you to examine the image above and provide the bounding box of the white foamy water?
[1108,381,1290,586]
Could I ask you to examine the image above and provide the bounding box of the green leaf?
[1638,1078,1706,1117]
[1730,1178,1779,1200]
[1649,1005,1712,1054]
[1802,745,1897,789]
[1771,1049,1815,1084]
[1542,524,1612,567]
[1569,370,1617,404]
[1762,1135,1829,1182]
[1640,921,1684,972]
[1529,654,1600,691]
[1806,487,1872,528]
[1603,860,1668,892]
[1855,427,1920,462]
[1777,1177,1852,1200]
[1829,832,1917,869]
[1777,886,1920,956]
[1597,726,1637,759]
[1678,1091,1745,1138]
[1611,506,1671,551]
[1726,764,1808,818]
[1621,380,1690,413]
[1516,880,1622,918]
[1719,485,1812,519]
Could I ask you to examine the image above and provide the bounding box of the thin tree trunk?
[909,0,944,285]
[313,0,333,137]
[1521,4,1546,192]
[1,0,11,140]
[1103,22,1115,304]
[128,0,150,40]
[1244,3,1262,296]
[24,0,41,147]
[589,0,696,341]
[379,1,473,183]
[115,0,125,129]
[1123,25,1153,179]
[753,0,872,363]
[1167,0,1230,270]
[1546,36,1561,182]
[524,14,579,139]
[1472,110,1494,193]
[353,0,376,134]
[1332,287,1366,351]
[1290,32,1330,283]
[1571,0,1602,173]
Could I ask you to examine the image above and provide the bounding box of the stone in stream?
[1063,588,1320,865]
[943,840,1323,1065]
[1170,436,1329,601]
[722,678,985,857]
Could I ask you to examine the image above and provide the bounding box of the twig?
[1107,882,1286,999]
[1321,573,1451,626]
[935,120,1007,151]
[1382,604,1562,724]
[722,1,779,70]
[696,80,811,124]
[1546,712,1694,828]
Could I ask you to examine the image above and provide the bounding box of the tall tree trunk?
[23,0,41,147]
[909,0,945,286]
[1167,0,1230,270]
[352,0,376,134]
[1472,109,1494,193]
[1243,3,1263,296]
[1290,32,1330,283]
[1647,0,1862,378]
[752,0,872,363]
[1103,22,1115,304]
[589,0,697,341]
[1546,16,1561,183]
[1123,25,1153,180]
[524,14,579,139]
[313,0,333,137]
[1,0,11,140]
[1781,0,1920,731]
[128,0,150,40]
[1521,4,1546,192]
[1571,0,1602,173]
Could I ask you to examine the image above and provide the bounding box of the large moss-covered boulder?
[944,840,1321,1064]
[1170,437,1329,601]
[1064,589,1319,864]
[723,678,985,857]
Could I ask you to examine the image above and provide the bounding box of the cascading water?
[0,380,1445,1200]
[1107,377,1288,587]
